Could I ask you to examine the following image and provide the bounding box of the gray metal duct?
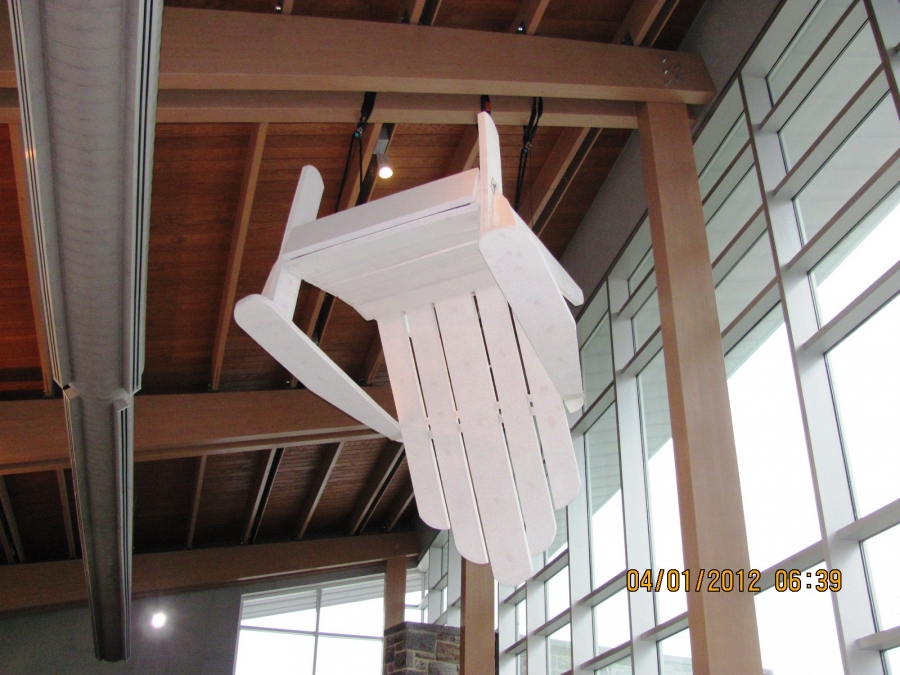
[7,0,162,661]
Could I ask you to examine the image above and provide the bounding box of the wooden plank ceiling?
[0,0,703,569]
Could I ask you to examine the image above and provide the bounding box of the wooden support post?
[294,442,344,539]
[637,101,763,674]
[460,559,494,675]
[211,122,268,391]
[384,556,407,630]
[56,469,77,559]
[9,124,53,397]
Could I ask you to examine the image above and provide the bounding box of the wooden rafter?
[362,334,385,386]
[0,531,420,614]
[533,128,602,236]
[347,442,405,536]
[518,127,595,226]
[211,122,268,392]
[8,123,53,396]
[294,442,344,540]
[0,477,24,563]
[510,0,551,35]
[0,387,396,475]
[614,0,675,46]
[185,455,207,550]
[242,448,282,544]
[0,505,13,564]
[55,469,76,559]
[383,481,415,532]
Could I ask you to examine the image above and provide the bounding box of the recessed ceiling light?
[151,612,167,629]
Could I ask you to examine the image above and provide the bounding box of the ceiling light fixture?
[150,612,167,629]
[374,127,393,179]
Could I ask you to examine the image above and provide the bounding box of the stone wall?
[384,622,460,675]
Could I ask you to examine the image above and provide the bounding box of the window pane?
[318,596,384,637]
[727,317,821,570]
[698,114,750,198]
[714,231,776,332]
[404,608,422,623]
[516,599,527,640]
[755,564,843,674]
[548,624,572,675]
[827,295,900,516]
[812,182,900,325]
[706,169,762,262]
[864,524,900,630]
[586,405,627,588]
[593,589,630,654]
[632,290,660,350]
[516,651,528,675]
[316,637,383,675]
[767,0,856,103]
[794,95,900,241]
[886,647,900,674]
[583,314,614,406]
[546,508,569,563]
[629,250,654,295]
[658,629,692,675]
[241,589,318,632]
[234,630,315,675]
[546,567,570,620]
[638,353,686,623]
[779,27,882,170]
[596,657,633,675]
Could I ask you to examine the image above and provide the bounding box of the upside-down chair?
[235,112,584,585]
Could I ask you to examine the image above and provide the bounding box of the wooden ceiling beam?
[147,9,714,103]
[242,448,282,544]
[55,469,77,559]
[361,334,385,386]
[0,531,420,615]
[211,123,268,392]
[0,89,642,128]
[185,455,207,550]
[0,387,396,475]
[8,123,53,397]
[384,482,415,532]
[0,477,25,563]
[294,442,344,540]
[347,442,406,536]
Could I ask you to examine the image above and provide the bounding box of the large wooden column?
[460,560,495,675]
[384,556,407,630]
[637,101,764,675]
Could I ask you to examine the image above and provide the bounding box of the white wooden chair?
[235,113,584,585]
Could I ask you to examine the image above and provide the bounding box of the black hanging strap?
[514,97,543,212]
[336,92,378,211]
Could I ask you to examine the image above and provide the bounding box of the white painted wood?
[475,285,556,555]
[406,305,489,564]
[282,169,478,258]
[482,197,584,411]
[434,293,533,585]
[515,316,581,509]
[262,165,323,319]
[360,269,496,321]
[377,312,451,530]
[233,294,401,441]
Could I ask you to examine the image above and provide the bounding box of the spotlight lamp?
[377,154,393,179]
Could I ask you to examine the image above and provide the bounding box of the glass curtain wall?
[419,0,900,672]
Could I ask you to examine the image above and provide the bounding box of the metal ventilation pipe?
[7,0,162,661]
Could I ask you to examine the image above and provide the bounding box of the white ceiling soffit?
[7,0,163,662]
